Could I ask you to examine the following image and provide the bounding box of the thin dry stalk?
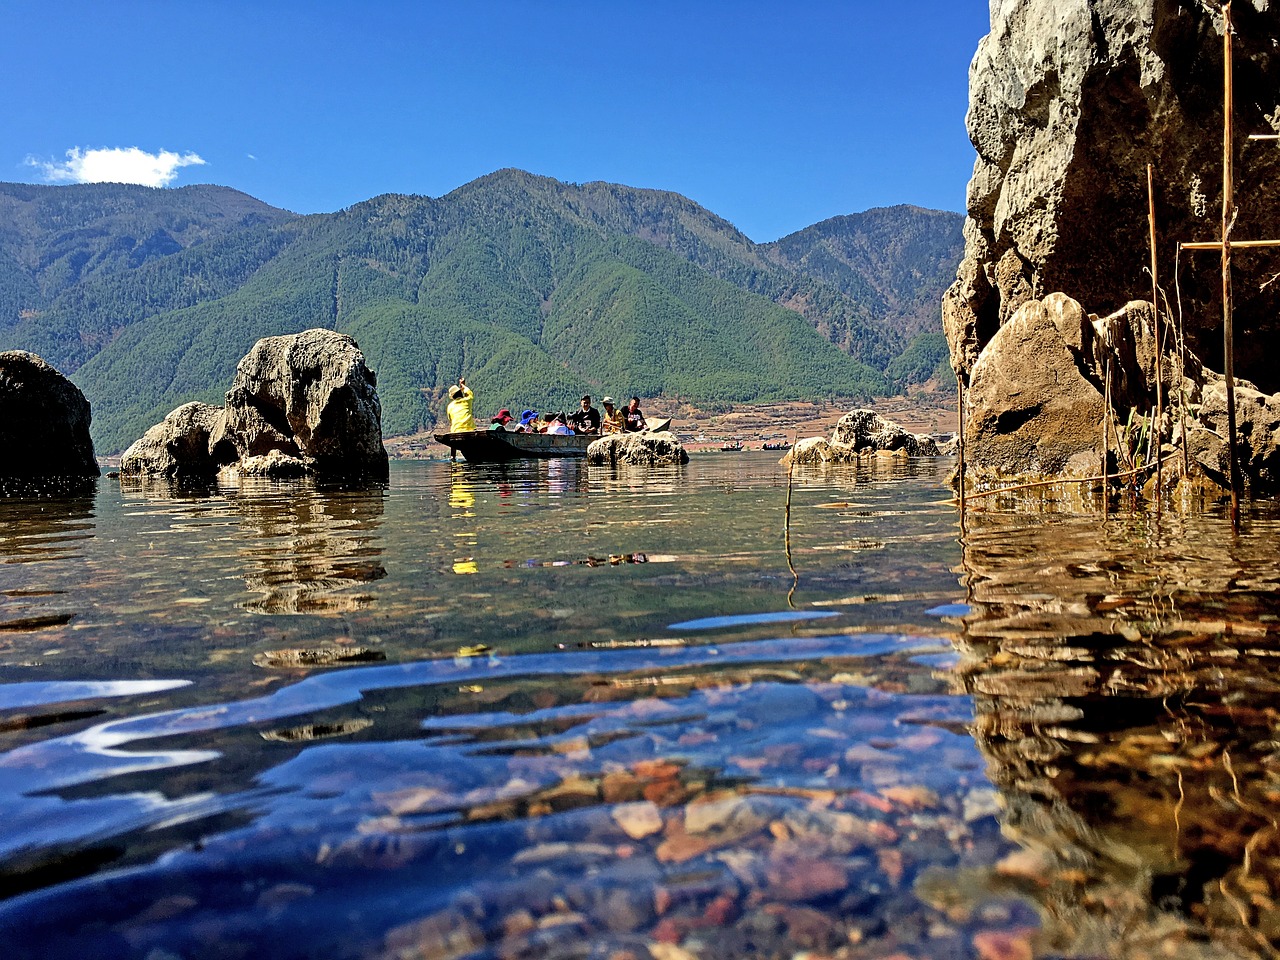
[1103,357,1111,520]
[1149,163,1164,512]
[1223,0,1242,524]
[957,374,967,520]
[1173,246,1192,474]
[785,432,798,607]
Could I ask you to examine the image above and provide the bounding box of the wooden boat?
[434,428,593,462]
[720,439,744,452]
[435,417,677,463]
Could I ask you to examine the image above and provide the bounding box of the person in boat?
[622,396,647,433]
[489,408,513,430]
[568,395,601,435]
[546,412,574,436]
[447,378,475,432]
[600,397,624,434]
[518,410,538,433]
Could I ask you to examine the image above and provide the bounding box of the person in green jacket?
[446,377,475,432]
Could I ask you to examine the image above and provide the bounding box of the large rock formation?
[0,351,99,477]
[120,329,389,483]
[785,408,940,466]
[944,0,1280,489]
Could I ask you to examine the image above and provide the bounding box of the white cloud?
[26,146,206,187]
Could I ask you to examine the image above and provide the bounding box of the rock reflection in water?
[954,499,1280,959]
[230,481,387,615]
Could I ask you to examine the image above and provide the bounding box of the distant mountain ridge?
[765,205,965,339]
[0,172,961,453]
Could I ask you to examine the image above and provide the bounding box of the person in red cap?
[489,408,513,430]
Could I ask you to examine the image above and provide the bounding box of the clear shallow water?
[2,454,1280,959]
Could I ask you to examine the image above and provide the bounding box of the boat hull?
[434,430,594,463]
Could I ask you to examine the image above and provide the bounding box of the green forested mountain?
[0,172,961,453]
[764,205,965,339]
[0,182,297,371]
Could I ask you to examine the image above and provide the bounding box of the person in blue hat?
[518,410,538,433]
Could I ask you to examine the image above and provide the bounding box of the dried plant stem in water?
[785,432,798,607]
[1149,163,1164,514]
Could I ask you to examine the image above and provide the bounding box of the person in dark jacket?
[568,395,601,435]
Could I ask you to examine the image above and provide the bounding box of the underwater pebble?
[612,801,664,839]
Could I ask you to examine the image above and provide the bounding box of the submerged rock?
[587,431,689,466]
[0,351,98,478]
[785,409,939,465]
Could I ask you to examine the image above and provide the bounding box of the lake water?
[1,453,1279,959]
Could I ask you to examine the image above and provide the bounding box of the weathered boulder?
[1183,375,1280,489]
[587,432,689,466]
[119,402,222,480]
[832,409,940,457]
[965,294,1108,481]
[785,409,939,465]
[943,0,1280,393]
[211,329,388,480]
[235,451,311,479]
[124,329,390,483]
[960,292,1280,489]
[0,351,98,477]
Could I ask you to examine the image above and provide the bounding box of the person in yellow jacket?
[446,377,475,432]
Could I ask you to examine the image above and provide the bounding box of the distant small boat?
[720,439,744,452]
[761,441,791,451]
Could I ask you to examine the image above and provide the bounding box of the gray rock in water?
[786,409,939,465]
[0,351,98,477]
[119,401,222,480]
[125,329,390,483]
[832,409,939,457]
[211,329,389,480]
[587,431,689,466]
[234,451,311,479]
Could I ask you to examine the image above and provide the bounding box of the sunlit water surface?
[2,454,1280,960]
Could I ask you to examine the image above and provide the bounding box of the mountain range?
[0,170,963,453]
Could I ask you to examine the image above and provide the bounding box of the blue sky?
[4,1,990,242]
